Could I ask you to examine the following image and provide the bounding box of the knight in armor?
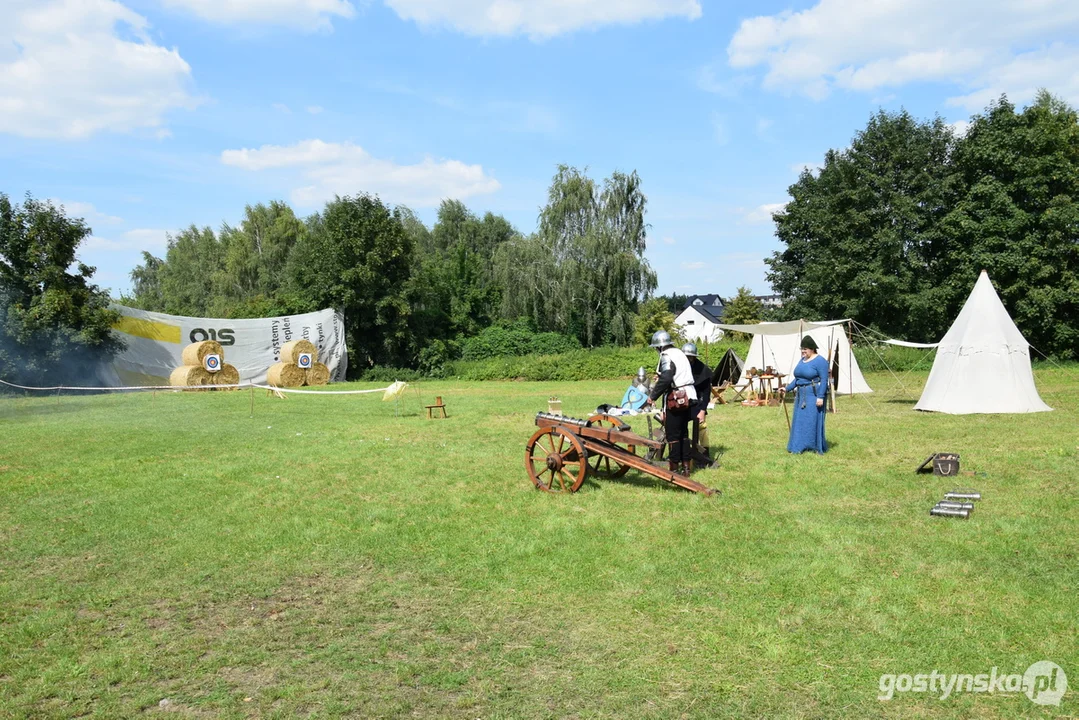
[645,330,697,475]
[618,366,651,411]
[682,343,713,460]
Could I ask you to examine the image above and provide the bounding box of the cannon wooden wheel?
[585,413,636,479]
[525,426,588,493]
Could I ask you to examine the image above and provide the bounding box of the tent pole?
[848,321,853,400]
[828,326,836,414]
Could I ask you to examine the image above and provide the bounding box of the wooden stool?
[425,396,448,419]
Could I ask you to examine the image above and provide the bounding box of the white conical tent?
[721,320,873,395]
[914,272,1051,414]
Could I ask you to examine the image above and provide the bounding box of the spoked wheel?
[585,413,636,479]
[525,427,588,493]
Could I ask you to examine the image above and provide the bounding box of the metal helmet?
[649,330,672,349]
[682,342,698,358]
[636,366,647,381]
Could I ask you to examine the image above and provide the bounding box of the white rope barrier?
[0,377,395,396]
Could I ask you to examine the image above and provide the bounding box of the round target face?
[204,354,221,372]
[297,353,313,369]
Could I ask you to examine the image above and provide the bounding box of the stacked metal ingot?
[930,490,982,519]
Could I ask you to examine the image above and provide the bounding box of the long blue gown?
[785,355,829,454]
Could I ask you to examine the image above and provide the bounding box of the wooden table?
[746,373,786,405]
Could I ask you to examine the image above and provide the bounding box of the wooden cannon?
[524,412,718,496]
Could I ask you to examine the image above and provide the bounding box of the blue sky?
[4,0,1079,299]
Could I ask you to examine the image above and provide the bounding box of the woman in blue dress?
[780,336,829,454]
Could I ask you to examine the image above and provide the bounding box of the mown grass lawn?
[1,369,1076,718]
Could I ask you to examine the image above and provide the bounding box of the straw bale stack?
[169,365,211,389]
[281,339,317,365]
[211,363,240,390]
[181,340,224,366]
[306,362,330,386]
[267,362,305,388]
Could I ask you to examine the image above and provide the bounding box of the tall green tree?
[766,109,955,340]
[939,92,1079,358]
[0,194,121,385]
[721,287,763,341]
[497,166,656,346]
[215,201,305,316]
[126,251,164,310]
[288,194,414,372]
[767,94,1079,358]
[137,225,226,316]
[631,297,680,346]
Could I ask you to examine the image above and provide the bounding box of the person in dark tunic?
[644,330,697,474]
[780,336,829,454]
[682,343,713,460]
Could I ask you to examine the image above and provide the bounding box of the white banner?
[103,305,348,386]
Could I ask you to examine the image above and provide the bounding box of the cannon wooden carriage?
[525,412,719,496]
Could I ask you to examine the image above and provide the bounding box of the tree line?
[124,165,656,376]
[767,91,1079,360]
[3,92,1076,386]
[0,166,659,383]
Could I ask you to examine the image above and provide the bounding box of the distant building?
[674,294,726,343]
[755,293,783,308]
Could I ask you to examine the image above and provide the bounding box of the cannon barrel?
[535,411,589,427]
[930,507,970,519]
[943,491,981,501]
[935,501,975,511]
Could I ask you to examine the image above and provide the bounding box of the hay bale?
[305,362,330,386]
[280,339,317,365]
[169,365,211,389]
[181,340,224,366]
[212,363,241,390]
[267,362,305,388]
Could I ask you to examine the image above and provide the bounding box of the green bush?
[460,321,580,361]
[359,366,425,382]
[447,342,751,382]
[850,344,936,373]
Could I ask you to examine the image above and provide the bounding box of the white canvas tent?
[914,271,1051,414]
[718,319,873,395]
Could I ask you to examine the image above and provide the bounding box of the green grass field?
[1,369,1076,718]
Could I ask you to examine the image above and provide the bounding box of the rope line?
[0,377,395,396]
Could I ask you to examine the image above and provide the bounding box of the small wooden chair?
[711,382,730,405]
[425,395,448,419]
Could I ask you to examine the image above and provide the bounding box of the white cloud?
[945,43,1079,112]
[742,202,786,225]
[662,236,676,245]
[160,0,355,29]
[273,103,292,113]
[384,0,701,39]
[220,139,501,208]
[306,105,324,114]
[84,228,169,252]
[727,0,1079,107]
[50,200,123,227]
[756,117,773,139]
[681,261,705,270]
[0,0,198,139]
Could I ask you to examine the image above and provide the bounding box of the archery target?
[297,353,313,369]
[204,354,221,372]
